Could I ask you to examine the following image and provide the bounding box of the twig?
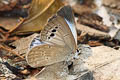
[9,17,25,33]
[0,44,25,59]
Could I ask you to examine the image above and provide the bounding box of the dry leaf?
[0,17,20,31]
[12,0,64,34]
[76,23,110,40]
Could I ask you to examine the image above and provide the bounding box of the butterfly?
[26,6,77,68]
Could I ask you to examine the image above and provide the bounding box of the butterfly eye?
[51,29,56,32]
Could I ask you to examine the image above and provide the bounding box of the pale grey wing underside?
[26,43,72,68]
[40,16,77,51]
[58,6,77,44]
[26,6,77,68]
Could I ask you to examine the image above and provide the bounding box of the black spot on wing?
[52,29,56,32]
[50,33,55,37]
[48,37,50,39]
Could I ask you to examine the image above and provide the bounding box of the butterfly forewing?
[56,16,77,50]
[57,6,77,44]
[41,16,76,50]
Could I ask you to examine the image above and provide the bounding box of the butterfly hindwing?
[26,43,71,68]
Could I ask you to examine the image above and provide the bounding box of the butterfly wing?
[26,6,77,68]
[58,6,77,44]
[26,43,71,67]
[40,15,77,51]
